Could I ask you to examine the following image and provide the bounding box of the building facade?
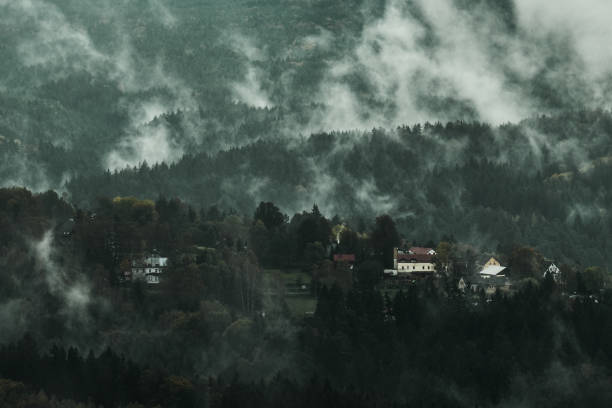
[126,252,168,284]
[391,247,436,277]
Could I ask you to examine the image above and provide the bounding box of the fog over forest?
[3,0,612,176]
[2,1,612,407]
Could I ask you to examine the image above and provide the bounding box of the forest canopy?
[3,0,612,406]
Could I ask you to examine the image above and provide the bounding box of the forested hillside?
[67,111,612,269]
[3,0,612,190]
[1,188,612,407]
[4,0,612,406]
[0,0,368,188]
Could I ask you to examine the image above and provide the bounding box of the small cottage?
[543,263,561,282]
[126,252,168,284]
[479,257,507,278]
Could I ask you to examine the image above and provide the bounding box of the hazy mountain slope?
[2,0,612,265]
[3,0,612,192]
[66,111,612,268]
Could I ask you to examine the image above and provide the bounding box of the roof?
[543,263,561,279]
[479,265,507,276]
[334,254,356,262]
[409,247,436,255]
[546,263,560,273]
[397,253,434,263]
[479,255,500,264]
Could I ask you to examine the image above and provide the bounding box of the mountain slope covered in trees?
[1,188,612,407]
[67,111,612,269]
[4,1,612,406]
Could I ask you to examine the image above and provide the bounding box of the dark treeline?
[309,280,612,406]
[0,334,399,408]
[1,338,148,407]
[3,280,612,406]
[2,187,612,406]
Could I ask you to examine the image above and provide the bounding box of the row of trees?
[306,278,612,406]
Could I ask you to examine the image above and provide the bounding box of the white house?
[543,263,561,282]
[393,247,436,276]
[478,257,507,278]
[458,277,467,292]
[128,252,168,284]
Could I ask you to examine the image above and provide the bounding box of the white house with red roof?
[392,247,436,276]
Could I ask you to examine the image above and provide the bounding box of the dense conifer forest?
[3,0,612,406]
[1,188,612,406]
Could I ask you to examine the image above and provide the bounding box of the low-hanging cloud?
[515,0,612,83]
[4,0,612,222]
[3,0,199,171]
[306,0,612,131]
[32,231,92,323]
[148,0,177,28]
[228,35,274,109]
